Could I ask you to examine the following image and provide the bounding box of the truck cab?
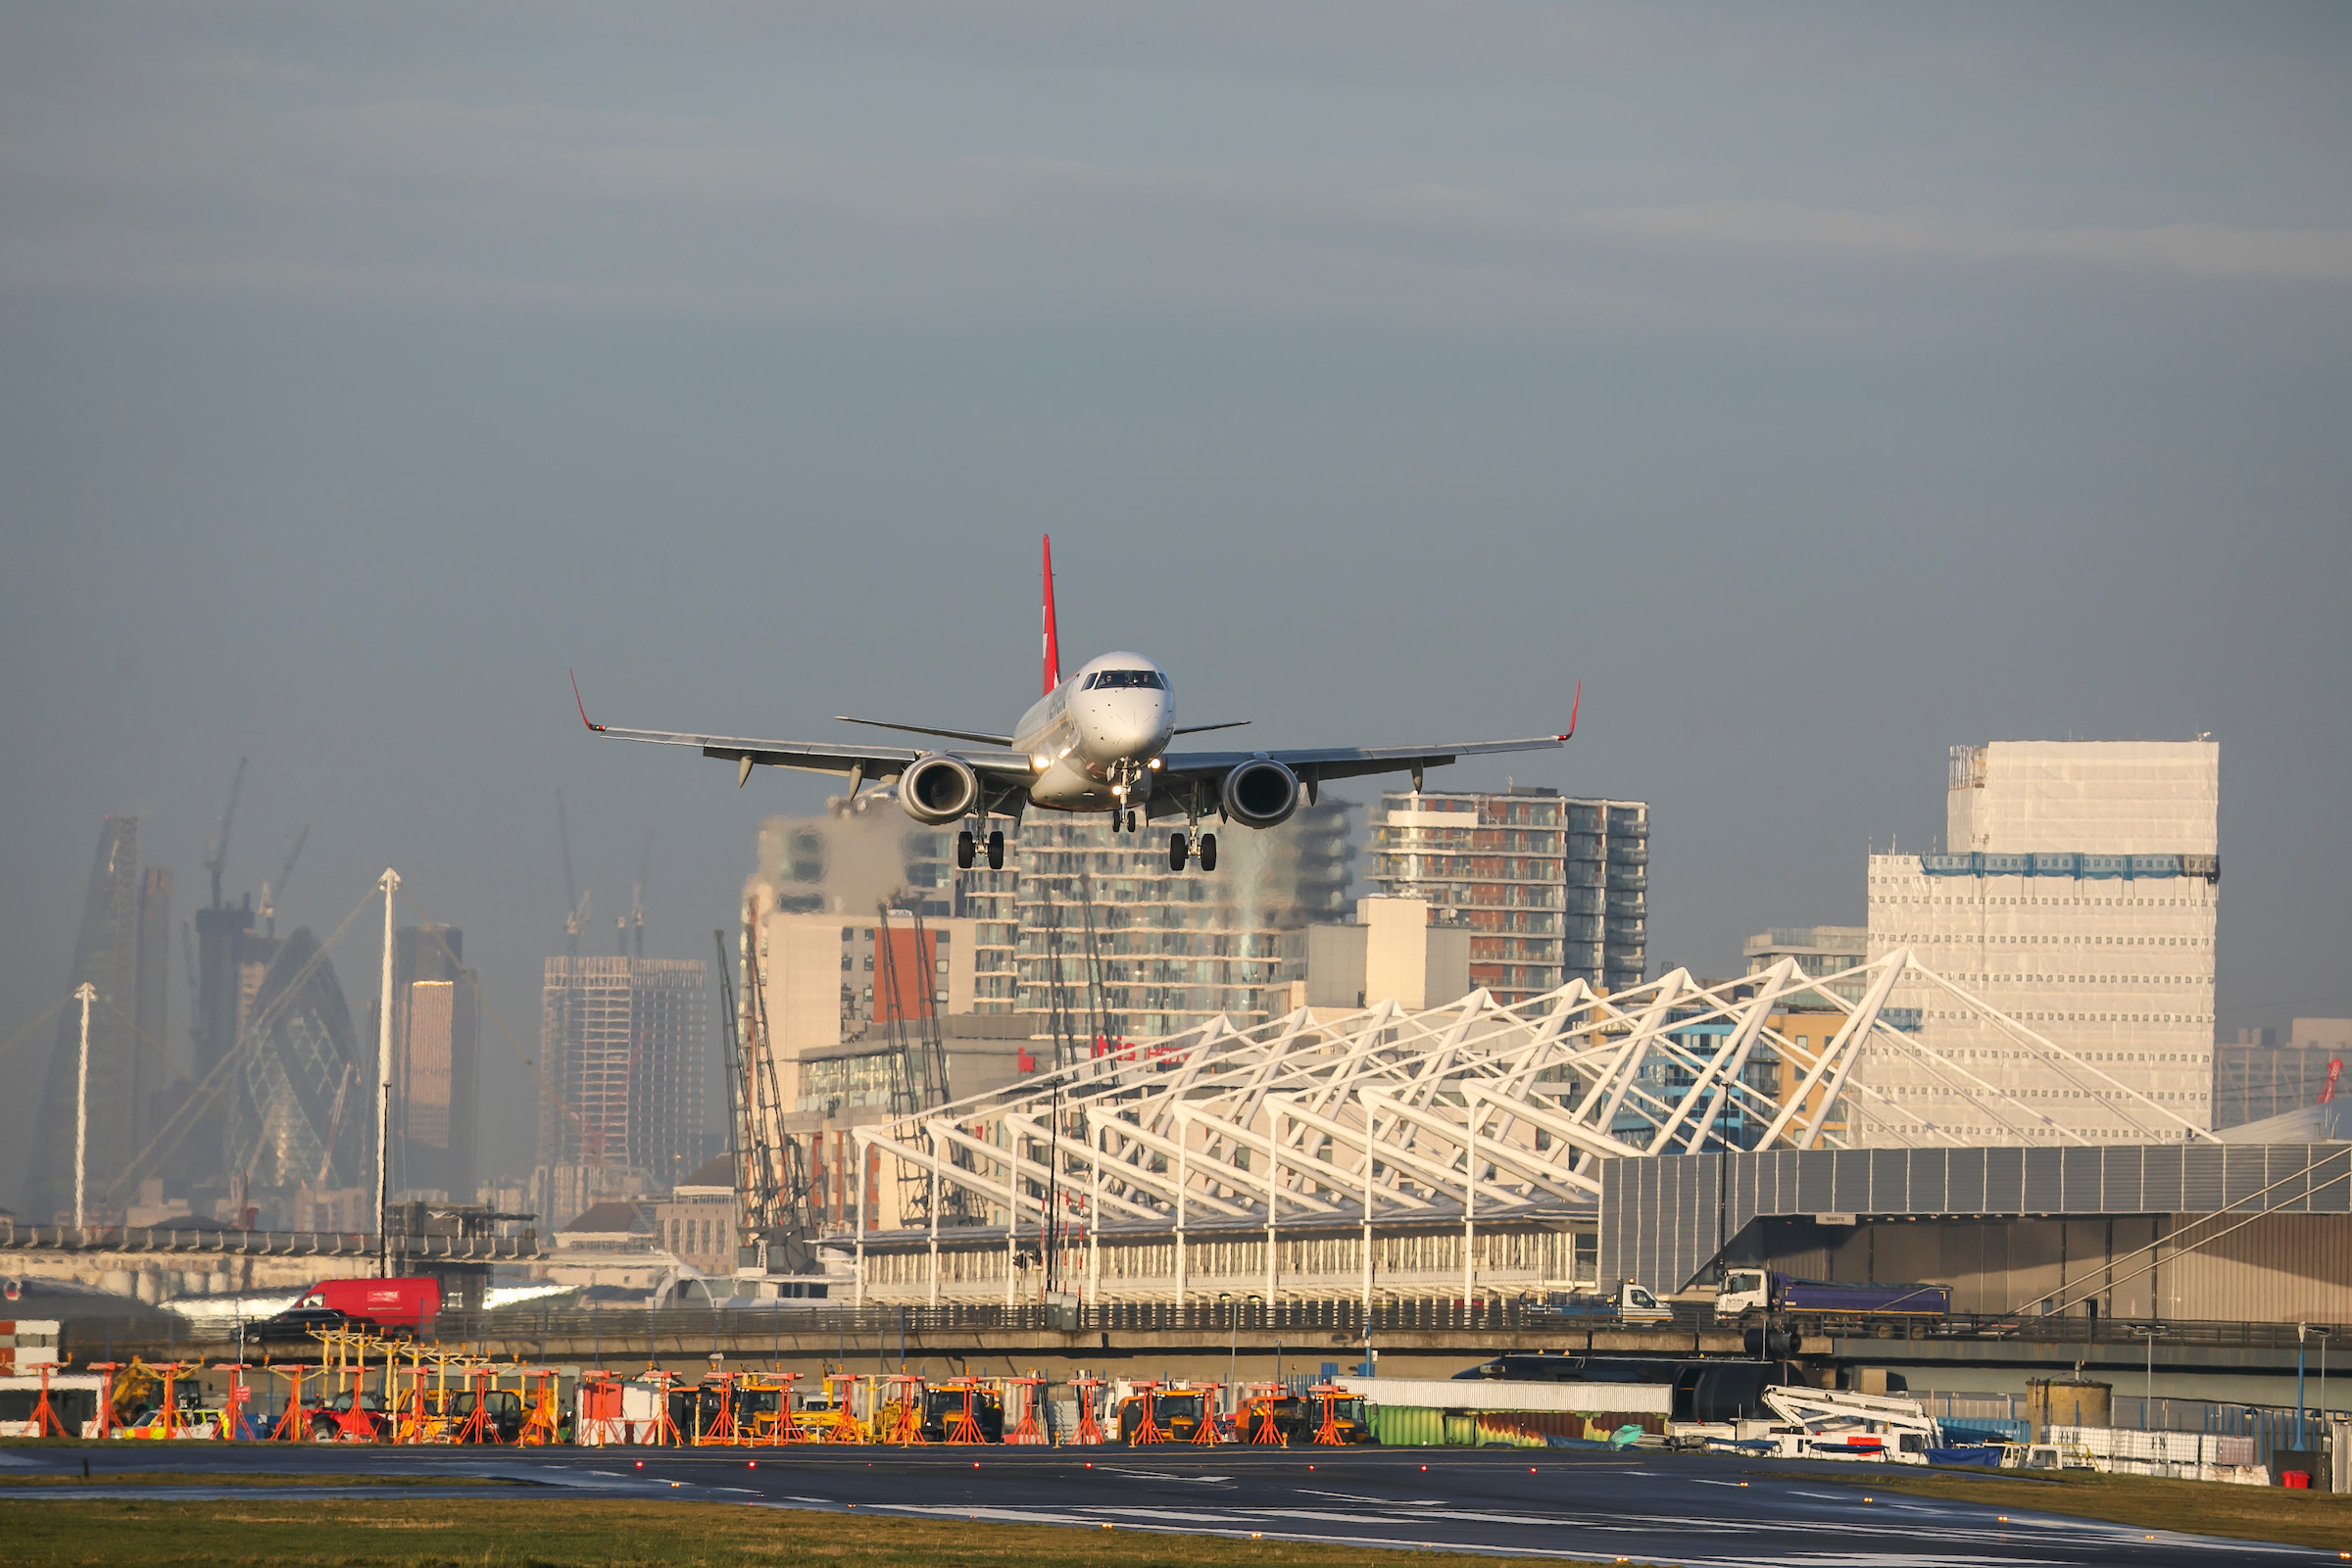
[1717,1269,1770,1317]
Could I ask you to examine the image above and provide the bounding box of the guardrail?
[0,1224,535,1259]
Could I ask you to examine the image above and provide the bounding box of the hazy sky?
[4,3,2348,1211]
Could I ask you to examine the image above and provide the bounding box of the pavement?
[0,1443,2334,1566]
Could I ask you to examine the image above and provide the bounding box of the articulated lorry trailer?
[1716,1270,1951,1319]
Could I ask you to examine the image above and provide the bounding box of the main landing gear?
[955,830,1006,871]
[1169,831,1218,871]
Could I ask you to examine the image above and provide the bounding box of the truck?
[1716,1269,1950,1320]
[274,1277,442,1334]
[1526,1282,1674,1325]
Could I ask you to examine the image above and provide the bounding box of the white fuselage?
[1010,650,1176,812]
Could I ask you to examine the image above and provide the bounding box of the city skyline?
[4,6,2348,1217]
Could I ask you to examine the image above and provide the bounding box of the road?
[0,1445,2323,1566]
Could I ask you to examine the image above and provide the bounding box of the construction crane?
[204,758,247,910]
[556,790,590,958]
[256,823,307,940]
[629,837,649,959]
[721,922,814,1271]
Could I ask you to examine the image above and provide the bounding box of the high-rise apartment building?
[1858,740,2219,1144]
[539,956,710,1190]
[1366,787,1647,1005]
[26,818,172,1220]
[1014,803,1356,1040]
[1742,926,1868,1009]
[386,925,479,1200]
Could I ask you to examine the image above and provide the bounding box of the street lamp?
[2312,1325,2333,1423]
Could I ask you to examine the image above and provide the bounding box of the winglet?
[1557,681,1580,742]
[571,669,606,733]
[1041,533,1061,698]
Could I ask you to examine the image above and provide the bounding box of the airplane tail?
[1041,534,1061,696]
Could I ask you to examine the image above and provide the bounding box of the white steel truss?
[847,950,2222,1303]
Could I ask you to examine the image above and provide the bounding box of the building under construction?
[538,956,710,1205]
[24,817,173,1222]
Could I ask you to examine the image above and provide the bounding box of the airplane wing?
[1142,686,1579,818]
[1143,735,1568,817]
[573,676,1031,787]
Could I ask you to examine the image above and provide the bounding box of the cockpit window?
[1084,669,1165,690]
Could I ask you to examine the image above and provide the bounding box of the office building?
[1858,740,2219,1143]
[539,956,710,1191]
[385,924,479,1200]
[225,925,369,1201]
[25,818,173,1220]
[1303,897,1472,1011]
[1366,787,1648,1005]
[1013,802,1356,1041]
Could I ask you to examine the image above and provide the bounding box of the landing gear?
[1200,832,1217,871]
[956,831,975,869]
[1169,833,1188,871]
[986,830,1004,871]
[1125,808,1138,834]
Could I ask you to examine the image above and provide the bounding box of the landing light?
[1149,758,1162,769]
[1032,755,1051,769]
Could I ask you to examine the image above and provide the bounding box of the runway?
[0,1446,2325,1566]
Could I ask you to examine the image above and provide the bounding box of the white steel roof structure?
[847,951,2223,1301]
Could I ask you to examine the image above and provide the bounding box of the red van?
[292,1277,442,1330]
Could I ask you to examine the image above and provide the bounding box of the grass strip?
[1762,1466,2352,1552]
[0,1472,513,1489]
[0,1497,1598,1566]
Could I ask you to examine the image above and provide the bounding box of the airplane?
[571,536,1576,873]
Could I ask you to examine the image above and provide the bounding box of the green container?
[1371,1405,1443,1446]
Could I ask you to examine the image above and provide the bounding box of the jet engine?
[1219,758,1300,829]
[899,755,981,825]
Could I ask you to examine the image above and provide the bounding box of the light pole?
[374,868,400,1280]
[2132,1324,2163,1432]
[1220,1293,1236,1415]
[72,983,94,1231]
[2314,1325,2332,1422]
[2297,1323,2308,1449]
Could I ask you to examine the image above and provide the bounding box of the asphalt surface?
[0,1443,2333,1566]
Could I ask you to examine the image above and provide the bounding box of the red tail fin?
[1042,534,1061,696]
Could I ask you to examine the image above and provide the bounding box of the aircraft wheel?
[1200,833,1218,871]
[956,831,975,869]
[987,831,1004,871]
[1126,808,1138,834]
[1169,833,1188,871]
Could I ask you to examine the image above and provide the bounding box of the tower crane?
[556,790,590,958]
[204,758,247,910]
[257,823,308,940]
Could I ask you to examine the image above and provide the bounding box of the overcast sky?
[4,3,2348,1212]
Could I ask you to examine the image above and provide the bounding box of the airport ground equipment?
[1002,1373,1049,1445]
[1069,1375,1105,1446]
[1730,1386,1944,1464]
